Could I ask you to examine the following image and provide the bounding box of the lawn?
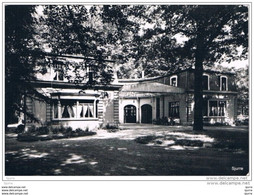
[5,126,249,176]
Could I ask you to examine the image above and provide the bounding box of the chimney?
[141,71,145,78]
[87,65,93,84]
[88,71,93,83]
[112,71,118,84]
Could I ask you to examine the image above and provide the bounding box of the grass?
[5,127,249,176]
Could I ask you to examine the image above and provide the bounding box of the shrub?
[15,124,25,133]
[175,139,203,147]
[85,127,89,132]
[27,125,37,134]
[17,132,40,142]
[153,118,162,125]
[51,127,61,134]
[107,128,119,133]
[161,117,169,125]
[105,123,119,129]
[153,117,175,125]
[135,135,157,144]
[75,128,84,133]
[37,126,50,135]
[54,126,73,136]
[17,126,96,142]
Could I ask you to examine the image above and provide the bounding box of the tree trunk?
[193,57,204,131]
[193,33,205,131]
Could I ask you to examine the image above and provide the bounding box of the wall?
[188,93,238,125]
[102,90,119,126]
[152,71,188,88]
[227,95,238,124]
[26,87,120,130]
[163,94,187,124]
[119,97,158,124]
[26,97,47,126]
[50,119,99,130]
[187,71,236,91]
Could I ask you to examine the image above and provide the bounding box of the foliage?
[235,65,249,115]
[152,117,177,125]
[209,64,249,116]
[174,140,203,147]
[35,5,142,85]
[139,5,248,130]
[105,123,119,129]
[17,126,96,141]
[235,116,249,126]
[5,5,140,126]
[5,5,50,126]
[135,135,158,144]
[6,5,248,132]
[15,124,25,134]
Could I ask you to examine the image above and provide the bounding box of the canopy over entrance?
[120,82,185,98]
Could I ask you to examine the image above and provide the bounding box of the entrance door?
[124,105,136,123]
[141,104,152,123]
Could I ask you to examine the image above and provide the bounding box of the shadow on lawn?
[5,128,249,176]
[134,130,249,154]
[5,148,100,176]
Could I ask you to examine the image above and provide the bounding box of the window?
[202,74,209,90]
[53,64,64,81]
[168,102,180,118]
[209,100,226,116]
[53,99,97,119]
[220,76,228,91]
[170,76,177,87]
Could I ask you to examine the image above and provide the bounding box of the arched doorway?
[141,104,152,123]
[124,105,136,123]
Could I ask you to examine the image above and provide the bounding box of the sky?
[219,60,248,69]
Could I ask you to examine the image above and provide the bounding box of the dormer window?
[170,75,177,87]
[220,76,228,91]
[202,74,209,90]
[53,64,64,81]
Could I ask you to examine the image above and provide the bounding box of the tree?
[5,5,142,126]
[235,65,249,115]
[36,5,141,84]
[5,5,45,126]
[138,5,248,130]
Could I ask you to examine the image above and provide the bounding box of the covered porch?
[119,82,185,124]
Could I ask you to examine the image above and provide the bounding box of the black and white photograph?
[2,2,251,194]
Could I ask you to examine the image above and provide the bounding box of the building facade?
[118,68,238,126]
[25,65,238,130]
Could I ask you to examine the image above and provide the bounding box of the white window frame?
[52,97,98,121]
[207,100,227,117]
[203,74,210,90]
[220,75,228,91]
[170,75,178,87]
